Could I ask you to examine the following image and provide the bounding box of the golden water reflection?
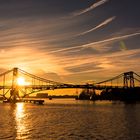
[15,103,27,139]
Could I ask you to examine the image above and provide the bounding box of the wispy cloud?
[72,0,109,16]
[61,48,140,78]
[0,46,64,74]
[77,16,116,36]
[49,32,140,53]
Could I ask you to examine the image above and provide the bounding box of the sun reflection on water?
[15,103,27,139]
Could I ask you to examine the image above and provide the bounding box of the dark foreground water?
[0,99,140,140]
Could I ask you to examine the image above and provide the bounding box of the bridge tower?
[123,71,134,88]
[10,67,19,103]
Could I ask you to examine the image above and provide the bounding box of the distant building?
[36,93,48,98]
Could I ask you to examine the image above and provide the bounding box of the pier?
[23,99,45,105]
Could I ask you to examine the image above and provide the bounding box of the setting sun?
[17,77,25,86]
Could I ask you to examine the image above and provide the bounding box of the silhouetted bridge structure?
[0,68,140,102]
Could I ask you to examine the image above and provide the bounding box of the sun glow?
[17,77,25,86]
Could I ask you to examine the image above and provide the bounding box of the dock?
[23,99,45,104]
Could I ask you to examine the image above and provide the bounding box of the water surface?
[0,99,140,140]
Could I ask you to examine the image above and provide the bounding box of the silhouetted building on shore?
[78,87,140,101]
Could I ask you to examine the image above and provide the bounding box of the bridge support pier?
[124,71,134,88]
[9,68,19,103]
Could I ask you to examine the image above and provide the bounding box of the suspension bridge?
[0,67,140,103]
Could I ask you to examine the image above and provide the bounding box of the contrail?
[78,16,116,36]
[49,32,140,54]
[73,0,109,16]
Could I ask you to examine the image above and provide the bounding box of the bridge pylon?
[123,71,135,88]
[9,67,19,103]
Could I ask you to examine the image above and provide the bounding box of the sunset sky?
[0,0,140,84]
